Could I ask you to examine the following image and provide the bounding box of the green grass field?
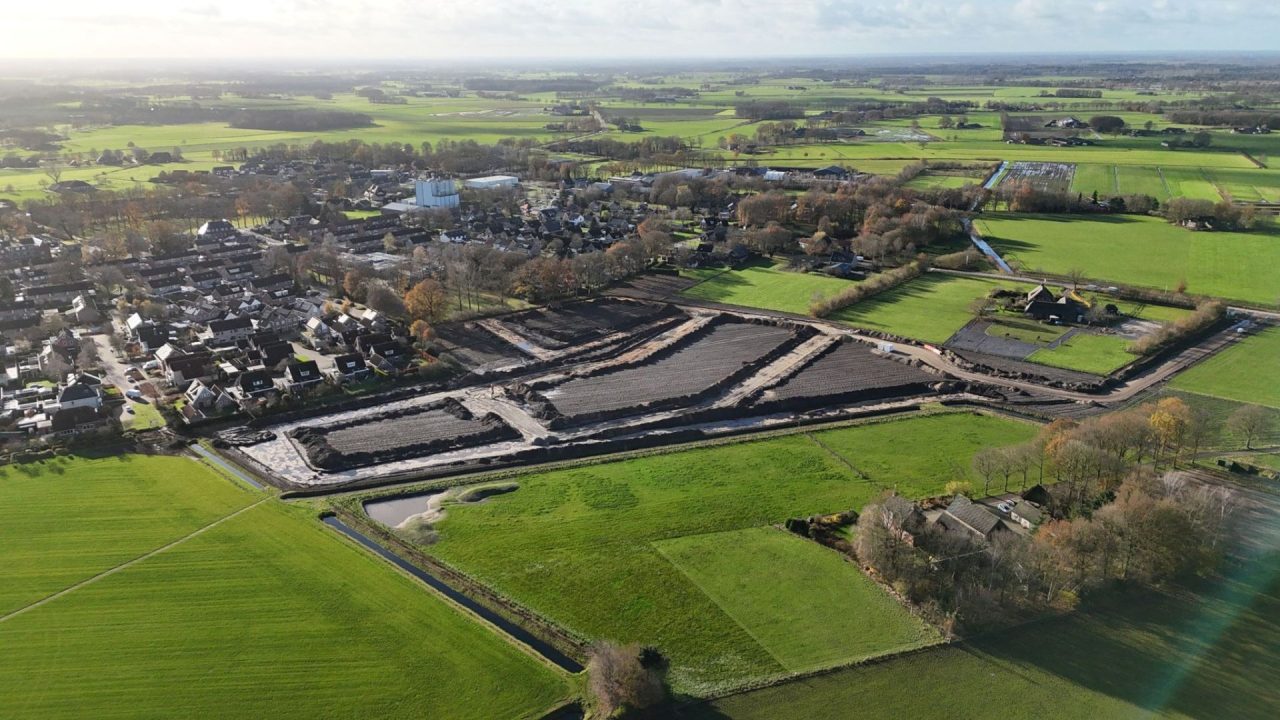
[0,455,568,719]
[1170,327,1280,409]
[1029,332,1136,376]
[0,455,254,615]
[654,527,939,673]
[831,274,1031,344]
[698,471,1280,720]
[418,412,1036,695]
[681,262,857,315]
[977,213,1280,305]
[698,571,1280,720]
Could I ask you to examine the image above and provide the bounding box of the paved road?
[88,333,134,391]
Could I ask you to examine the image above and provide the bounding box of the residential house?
[159,347,213,386]
[329,353,369,382]
[367,340,410,373]
[280,360,322,393]
[56,374,103,410]
[66,294,100,324]
[49,405,110,436]
[206,316,255,345]
[183,379,237,416]
[198,219,238,241]
[233,369,275,400]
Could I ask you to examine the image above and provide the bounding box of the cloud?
[2,0,1278,59]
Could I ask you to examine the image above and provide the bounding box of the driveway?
[289,341,334,371]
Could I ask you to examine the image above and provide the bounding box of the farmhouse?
[1009,499,1044,530]
[936,495,1009,542]
[1023,284,1085,324]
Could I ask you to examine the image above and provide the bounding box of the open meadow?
[415,412,1036,695]
[977,213,1280,306]
[681,262,857,315]
[1028,332,1136,376]
[654,527,939,674]
[0,455,569,720]
[696,568,1280,720]
[831,274,1031,344]
[1170,327,1280,409]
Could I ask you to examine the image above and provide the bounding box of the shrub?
[587,641,666,717]
[933,247,985,270]
[809,257,930,317]
[1127,300,1225,356]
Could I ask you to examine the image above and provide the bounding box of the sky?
[4,0,1278,60]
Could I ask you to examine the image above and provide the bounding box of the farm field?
[976,213,1280,305]
[680,262,856,315]
[1028,332,1136,375]
[831,274,1032,344]
[418,412,1037,695]
[654,527,939,673]
[697,566,1280,720]
[0,455,569,720]
[1170,327,1280,409]
[0,455,254,615]
[903,173,979,190]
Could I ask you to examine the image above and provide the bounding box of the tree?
[1226,404,1269,450]
[1148,397,1192,467]
[744,221,792,255]
[363,280,404,316]
[1089,115,1126,134]
[968,295,995,320]
[1066,268,1086,290]
[342,268,369,301]
[972,448,1004,496]
[403,278,447,323]
[587,642,666,717]
[42,157,64,185]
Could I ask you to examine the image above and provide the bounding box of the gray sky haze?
[5,1,1278,60]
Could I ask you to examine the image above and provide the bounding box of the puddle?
[363,492,441,528]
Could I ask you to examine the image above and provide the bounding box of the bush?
[810,257,930,317]
[587,641,666,717]
[1127,300,1225,356]
[933,248,985,270]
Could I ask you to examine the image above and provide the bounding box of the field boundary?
[652,534,794,673]
[0,498,267,624]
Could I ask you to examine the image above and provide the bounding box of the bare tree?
[1226,404,1268,450]
[587,642,666,717]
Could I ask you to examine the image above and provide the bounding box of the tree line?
[856,398,1252,633]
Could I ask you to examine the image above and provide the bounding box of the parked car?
[125,389,143,400]
[995,501,1012,514]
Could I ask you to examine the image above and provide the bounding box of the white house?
[205,316,255,345]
